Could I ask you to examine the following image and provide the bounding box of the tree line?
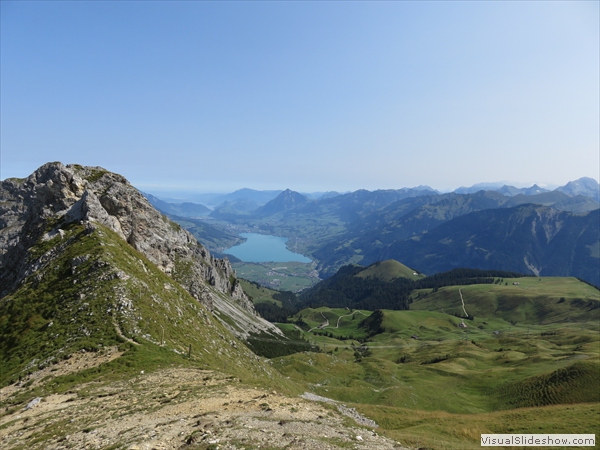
[249,264,531,322]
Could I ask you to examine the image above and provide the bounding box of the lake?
[225,233,312,263]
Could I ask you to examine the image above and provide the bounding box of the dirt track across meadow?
[1,355,409,450]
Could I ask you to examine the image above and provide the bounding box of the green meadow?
[272,277,600,449]
[355,259,426,282]
[411,276,600,324]
[238,279,285,306]
[233,261,319,292]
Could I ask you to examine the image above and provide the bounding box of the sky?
[1,1,598,194]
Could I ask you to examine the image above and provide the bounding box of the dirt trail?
[308,311,330,332]
[0,365,409,450]
[459,288,468,317]
[309,310,368,332]
[0,347,123,401]
[335,310,368,328]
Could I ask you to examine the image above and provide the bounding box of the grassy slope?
[0,222,291,394]
[354,259,426,282]
[238,279,283,306]
[294,307,372,338]
[276,278,600,449]
[410,276,600,324]
[363,403,600,450]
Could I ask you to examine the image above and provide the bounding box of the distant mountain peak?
[556,177,600,202]
[454,182,507,194]
[521,184,549,196]
[254,189,310,217]
[411,185,438,192]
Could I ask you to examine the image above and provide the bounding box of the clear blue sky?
[1,1,598,193]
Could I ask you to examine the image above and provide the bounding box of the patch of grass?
[85,169,108,183]
[355,259,425,282]
[360,403,600,450]
[492,361,600,409]
[411,277,599,325]
[0,223,123,386]
[172,256,194,284]
[292,307,372,340]
[168,218,182,232]
[245,328,317,358]
[239,279,283,307]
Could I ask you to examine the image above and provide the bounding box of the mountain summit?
[556,177,600,202]
[253,188,310,217]
[0,163,281,349]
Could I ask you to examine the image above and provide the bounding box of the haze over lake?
[225,233,311,263]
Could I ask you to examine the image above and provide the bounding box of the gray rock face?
[0,162,278,337]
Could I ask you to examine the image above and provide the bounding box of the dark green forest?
[252,263,532,321]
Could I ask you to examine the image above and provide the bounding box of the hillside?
[253,189,310,217]
[313,191,508,276]
[297,260,576,314]
[363,204,600,286]
[354,259,425,282]
[410,276,600,324]
[278,275,599,449]
[238,278,297,323]
[0,163,407,449]
[0,163,290,383]
[299,262,416,311]
[313,192,599,277]
[0,220,270,386]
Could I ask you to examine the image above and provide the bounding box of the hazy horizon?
[3,159,596,196]
[2,2,598,193]
[139,177,597,202]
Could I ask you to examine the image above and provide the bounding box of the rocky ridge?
[0,162,279,338]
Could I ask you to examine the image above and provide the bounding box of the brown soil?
[1,356,410,450]
[0,347,124,402]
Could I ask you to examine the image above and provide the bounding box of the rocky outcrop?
[0,162,280,337]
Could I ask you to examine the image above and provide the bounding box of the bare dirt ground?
[0,347,124,401]
[0,351,409,450]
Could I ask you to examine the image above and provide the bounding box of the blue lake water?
[225,233,311,263]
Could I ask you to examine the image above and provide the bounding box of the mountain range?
[161,178,598,285]
[310,191,599,283]
[363,205,599,286]
[144,177,599,216]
